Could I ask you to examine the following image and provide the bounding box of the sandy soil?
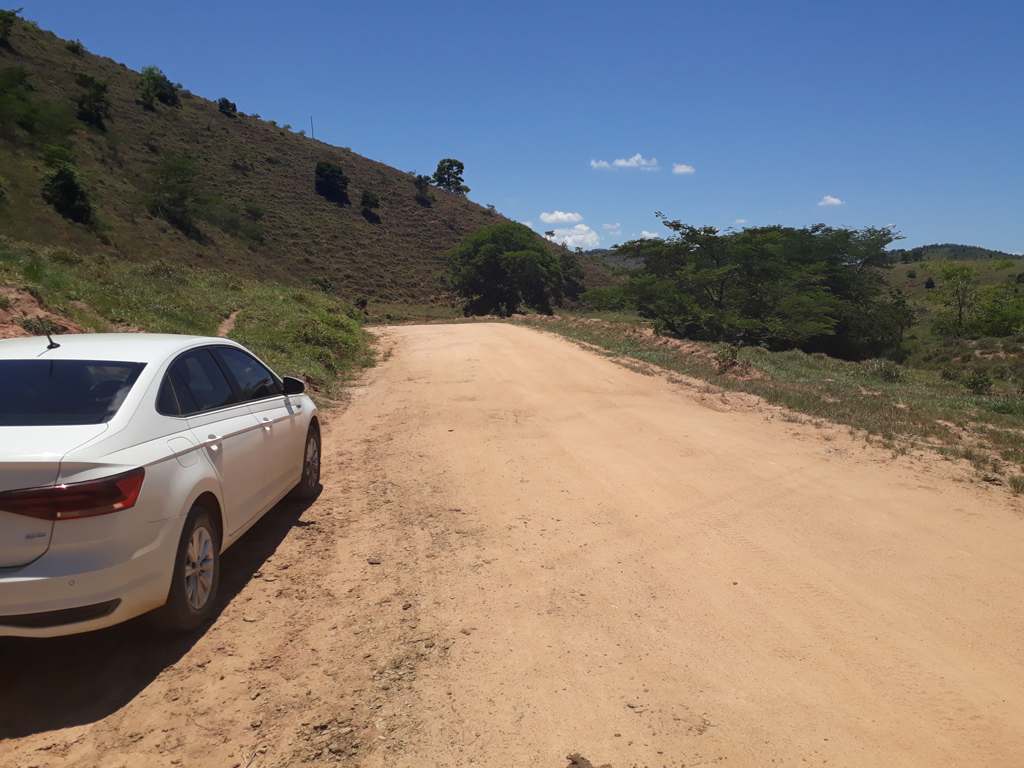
[0,286,86,339]
[3,322,1024,768]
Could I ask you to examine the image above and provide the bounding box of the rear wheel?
[288,424,321,500]
[150,506,220,633]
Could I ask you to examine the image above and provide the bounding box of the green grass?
[518,315,1024,479]
[0,237,373,400]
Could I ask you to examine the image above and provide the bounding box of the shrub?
[0,293,10,310]
[862,358,904,383]
[310,275,334,294]
[41,163,92,224]
[314,160,348,204]
[42,144,73,167]
[0,174,10,211]
[925,276,936,289]
[0,7,20,43]
[965,369,992,396]
[64,38,84,55]
[74,73,110,129]
[136,65,181,109]
[243,203,264,222]
[906,269,916,279]
[217,97,237,117]
[1009,475,1024,495]
[360,190,379,209]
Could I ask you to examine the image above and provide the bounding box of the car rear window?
[0,360,146,426]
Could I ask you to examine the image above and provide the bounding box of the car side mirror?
[282,376,305,395]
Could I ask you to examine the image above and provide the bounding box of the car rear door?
[211,347,304,503]
[168,349,268,538]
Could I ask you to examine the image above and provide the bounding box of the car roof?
[0,333,240,363]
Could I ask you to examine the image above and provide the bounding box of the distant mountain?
[0,13,610,302]
[888,243,1020,263]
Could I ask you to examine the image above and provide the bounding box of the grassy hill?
[889,243,1020,263]
[0,13,533,303]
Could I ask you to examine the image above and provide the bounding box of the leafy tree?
[147,151,205,236]
[0,7,21,43]
[42,162,92,224]
[217,97,237,117]
[433,158,469,195]
[360,190,380,209]
[243,203,264,222]
[64,39,84,55]
[43,144,74,167]
[559,248,587,301]
[446,222,563,316]
[74,73,110,129]
[314,160,349,204]
[413,174,432,194]
[136,66,181,109]
[929,264,980,336]
[589,217,912,359]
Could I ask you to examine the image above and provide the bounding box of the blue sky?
[21,0,1024,253]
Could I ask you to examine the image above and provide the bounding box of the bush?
[360,190,379,209]
[0,7,20,43]
[42,144,73,167]
[925,276,936,289]
[906,269,916,279]
[217,97,237,117]
[243,203,264,222]
[862,358,903,383]
[0,174,10,211]
[314,160,348,204]
[136,65,181,109]
[310,275,334,294]
[41,163,92,224]
[74,73,110,129]
[965,369,992,396]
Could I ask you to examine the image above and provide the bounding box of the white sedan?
[0,333,320,637]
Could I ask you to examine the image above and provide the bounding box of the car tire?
[150,506,220,633]
[288,423,321,500]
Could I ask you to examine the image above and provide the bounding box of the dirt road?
[3,322,1024,768]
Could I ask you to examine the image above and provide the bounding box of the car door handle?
[204,434,222,450]
[261,417,272,431]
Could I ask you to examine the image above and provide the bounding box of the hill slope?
[0,15,521,302]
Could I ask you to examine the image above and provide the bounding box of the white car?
[0,333,320,637]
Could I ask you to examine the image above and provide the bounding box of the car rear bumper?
[0,517,182,638]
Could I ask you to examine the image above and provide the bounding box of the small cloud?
[523,221,533,229]
[602,222,620,230]
[733,219,747,225]
[672,163,695,175]
[540,210,584,224]
[818,195,844,206]
[641,230,660,239]
[592,153,659,171]
[603,222,621,235]
[545,224,600,249]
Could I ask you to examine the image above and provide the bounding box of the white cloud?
[602,222,621,235]
[641,230,660,239]
[591,153,659,171]
[818,195,844,206]
[602,222,620,230]
[523,221,533,229]
[733,219,747,225]
[545,224,601,250]
[539,210,583,224]
[672,163,696,175]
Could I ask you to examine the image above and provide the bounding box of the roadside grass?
[0,237,373,399]
[518,315,1024,482]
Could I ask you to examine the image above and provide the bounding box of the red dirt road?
[3,322,1024,768]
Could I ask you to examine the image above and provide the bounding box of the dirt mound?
[0,286,86,340]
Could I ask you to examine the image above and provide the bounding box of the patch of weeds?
[1008,475,1024,495]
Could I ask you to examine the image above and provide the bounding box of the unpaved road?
[3,322,1024,768]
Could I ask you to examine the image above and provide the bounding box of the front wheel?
[150,507,220,633]
[288,423,321,500]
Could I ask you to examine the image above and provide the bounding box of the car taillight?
[0,468,145,521]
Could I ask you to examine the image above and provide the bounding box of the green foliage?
[559,248,587,301]
[602,217,911,360]
[0,65,76,144]
[0,7,21,42]
[217,97,237,117]
[42,144,73,167]
[64,38,84,55]
[360,189,380,209]
[924,276,936,289]
[243,203,264,222]
[862,358,904,382]
[136,65,181,109]
[74,73,110,129]
[0,292,9,310]
[41,163,92,224]
[965,368,992,395]
[0,174,9,212]
[310,275,334,294]
[928,263,980,337]
[147,151,206,237]
[433,158,469,195]
[1008,475,1024,495]
[446,222,563,316]
[314,160,349,203]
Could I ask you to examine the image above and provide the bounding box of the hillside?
[889,243,1020,263]
[0,14,552,303]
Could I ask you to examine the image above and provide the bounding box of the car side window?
[156,367,201,417]
[171,349,238,413]
[214,347,282,402]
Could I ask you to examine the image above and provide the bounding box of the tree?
[217,97,237,117]
[360,190,380,209]
[433,158,469,195]
[447,222,563,316]
[42,163,92,224]
[74,73,110,129]
[147,151,206,236]
[0,7,21,43]
[929,264,980,336]
[136,66,181,109]
[314,160,348,204]
[559,248,587,301]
